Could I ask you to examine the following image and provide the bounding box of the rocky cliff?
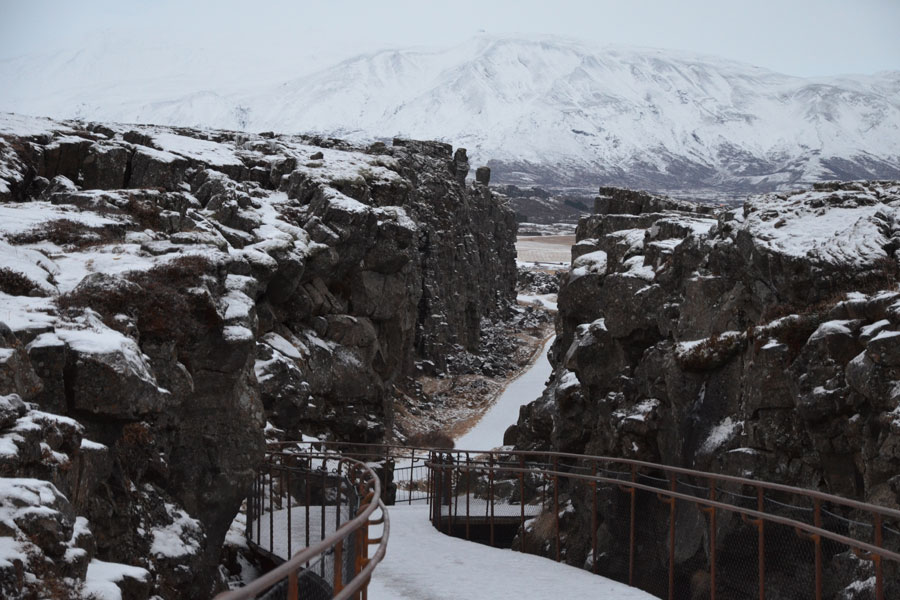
[0,114,516,598]
[512,184,900,597]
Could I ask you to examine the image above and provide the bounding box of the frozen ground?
[455,336,555,451]
[516,293,558,311]
[367,504,654,600]
[515,235,575,265]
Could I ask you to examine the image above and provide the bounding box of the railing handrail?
[216,452,387,600]
[224,441,899,600]
[424,458,900,564]
[270,441,900,522]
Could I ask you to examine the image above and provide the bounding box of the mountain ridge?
[2,34,899,192]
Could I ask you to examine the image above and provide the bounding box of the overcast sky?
[1,0,899,77]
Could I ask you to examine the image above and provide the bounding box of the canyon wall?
[512,184,900,598]
[0,115,516,598]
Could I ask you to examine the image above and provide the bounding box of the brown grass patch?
[676,333,745,372]
[0,268,37,296]
[9,219,124,249]
[126,195,163,229]
[406,430,455,449]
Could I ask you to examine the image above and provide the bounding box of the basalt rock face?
[0,115,515,598]
[513,183,900,598]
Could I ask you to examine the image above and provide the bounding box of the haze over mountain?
[3,34,899,193]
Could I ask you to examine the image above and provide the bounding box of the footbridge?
[216,442,900,600]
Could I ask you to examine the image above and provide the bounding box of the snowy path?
[367,505,654,600]
[455,336,554,451]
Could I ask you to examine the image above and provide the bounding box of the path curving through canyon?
[454,335,555,451]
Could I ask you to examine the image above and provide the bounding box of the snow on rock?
[516,293,558,312]
[570,250,608,281]
[83,559,151,600]
[0,112,519,597]
[52,244,158,294]
[152,131,243,167]
[738,183,900,267]
[0,239,60,296]
[56,313,157,385]
[612,398,661,437]
[261,332,302,360]
[614,398,660,423]
[0,113,73,137]
[675,331,745,371]
[700,417,743,454]
[0,201,122,238]
[53,311,172,418]
[809,319,855,342]
[0,477,96,598]
[150,502,204,559]
[623,255,656,281]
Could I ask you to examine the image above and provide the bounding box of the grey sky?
[1,0,898,77]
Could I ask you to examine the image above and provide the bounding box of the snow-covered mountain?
[3,34,899,192]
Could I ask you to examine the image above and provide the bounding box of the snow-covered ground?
[516,293,558,311]
[455,336,554,451]
[367,504,654,600]
[515,235,574,265]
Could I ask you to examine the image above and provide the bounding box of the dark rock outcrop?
[513,183,900,598]
[0,115,517,598]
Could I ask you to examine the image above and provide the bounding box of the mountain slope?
[2,34,899,192]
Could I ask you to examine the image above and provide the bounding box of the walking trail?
[367,505,653,600]
[369,337,653,599]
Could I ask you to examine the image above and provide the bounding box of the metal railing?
[216,449,389,600]
[218,442,900,600]
[424,449,900,600]
[265,441,448,506]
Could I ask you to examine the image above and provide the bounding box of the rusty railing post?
[874,512,884,600]
[670,476,677,600]
[452,457,459,533]
[444,457,452,535]
[700,479,717,600]
[320,464,328,577]
[520,454,526,549]
[431,452,439,528]
[591,460,598,574]
[287,465,292,558]
[427,451,433,509]
[489,453,496,547]
[757,487,765,600]
[409,448,415,505]
[247,471,254,543]
[553,456,560,562]
[305,466,311,561]
[334,537,344,593]
[656,474,676,600]
[814,498,822,600]
[336,459,343,532]
[269,466,275,554]
[288,569,299,600]
[630,465,636,587]
[466,453,471,541]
